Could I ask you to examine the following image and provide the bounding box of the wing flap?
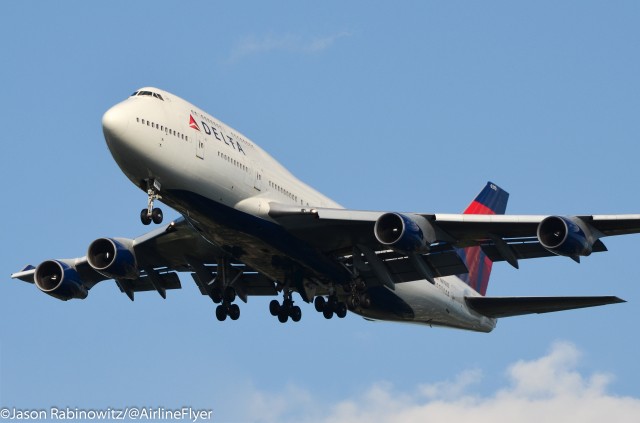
[480,239,608,262]
[465,295,625,318]
[190,272,277,297]
[116,272,182,293]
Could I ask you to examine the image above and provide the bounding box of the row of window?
[217,151,249,172]
[136,117,188,141]
[268,180,297,202]
[135,114,305,204]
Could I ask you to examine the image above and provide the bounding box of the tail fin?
[457,182,509,296]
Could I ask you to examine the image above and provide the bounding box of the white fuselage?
[102,87,496,333]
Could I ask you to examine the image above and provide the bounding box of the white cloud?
[226,31,352,63]
[236,342,640,423]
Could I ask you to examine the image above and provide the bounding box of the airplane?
[10,87,638,333]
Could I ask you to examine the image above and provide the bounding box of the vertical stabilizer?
[457,182,509,296]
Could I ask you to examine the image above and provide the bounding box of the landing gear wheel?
[210,287,223,304]
[151,208,163,224]
[223,286,236,303]
[314,296,325,312]
[215,305,228,321]
[278,309,289,323]
[269,299,281,316]
[290,306,302,322]
[140,209,152,225]
[323,308,334,319]
[228,304,240,320]
[336,302,347,318]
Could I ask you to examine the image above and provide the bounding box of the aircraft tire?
[210,288,223,304]
[228,304,240,320]
[223,286,236,303]
[314,296,325,312]
[290,306,302,322]
[140,209,152,225]
[215,305,227,321]
[269,300,280,316]
[151,208,163,224]
[278,309,289,323]
[323,308,333,319]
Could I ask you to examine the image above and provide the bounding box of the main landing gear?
[140,179,163,225]
[269,290,302,323]
[314,295,348,319]
[313,281,370,319]
[212,285,240,321]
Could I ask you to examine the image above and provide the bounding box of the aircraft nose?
[102,103,130,141]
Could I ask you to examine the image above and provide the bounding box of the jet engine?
[34,260,88,301]
[537,216,595,257]
[87,238,138,280]
[374,213,435,253]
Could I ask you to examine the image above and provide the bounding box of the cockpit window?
[132,90,164,101]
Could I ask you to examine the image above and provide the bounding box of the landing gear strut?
[269,290,302,323]
[140,179,163,225]
[344,279,371,310]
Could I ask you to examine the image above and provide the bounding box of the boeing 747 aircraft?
[11,87,638,332]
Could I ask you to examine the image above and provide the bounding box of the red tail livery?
[456,182,509,296]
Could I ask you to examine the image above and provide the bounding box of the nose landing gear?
[140,179,163,225]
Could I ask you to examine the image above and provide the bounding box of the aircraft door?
[196,132,205,159]
[254,168,263,191]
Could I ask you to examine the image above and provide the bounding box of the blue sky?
[1,1,639,422]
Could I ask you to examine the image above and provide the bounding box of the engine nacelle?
[374,212,435,253]
[537,216,595,257]
[34,260,88,301]
[87,238,138,280]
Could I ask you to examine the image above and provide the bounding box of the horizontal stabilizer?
[465,295,625,318]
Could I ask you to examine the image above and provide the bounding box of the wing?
[11,217,277,302]
[269,202,640,281]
